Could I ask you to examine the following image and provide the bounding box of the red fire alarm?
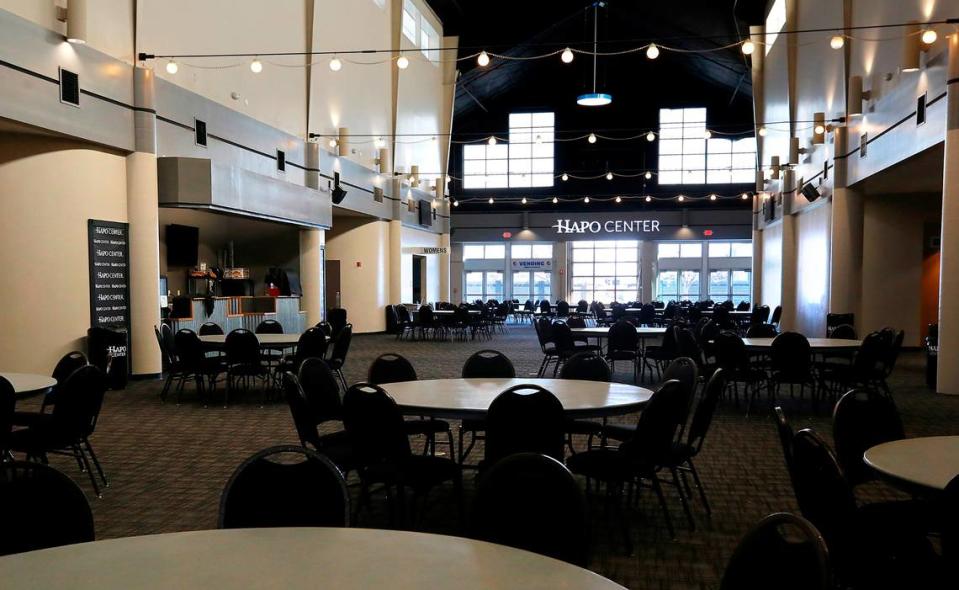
[502,232,512,239]
[356,261,362,268]
[703,230,714,237]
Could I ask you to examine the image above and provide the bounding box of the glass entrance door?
[512,271,551,302]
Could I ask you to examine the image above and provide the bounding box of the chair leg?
[75,444,101,497]
[686,458,710,515]
[84,439,108,487]
[650,475,676,539]
[670,467,695,531]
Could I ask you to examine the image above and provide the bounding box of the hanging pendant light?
[576,3,612,107]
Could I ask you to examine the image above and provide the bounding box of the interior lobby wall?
[325,217,391,333]
[761,220,784,311]
[794,202,832,337]
[400,224,443,304]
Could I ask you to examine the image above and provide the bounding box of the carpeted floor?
[16,324,959,590]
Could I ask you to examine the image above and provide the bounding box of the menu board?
[88,219,131,329]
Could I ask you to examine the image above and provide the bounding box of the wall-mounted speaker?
[331,172,348,204]
[801,183,821,203]
[59,68,80,106]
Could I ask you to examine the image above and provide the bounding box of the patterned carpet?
[16,324,959,590]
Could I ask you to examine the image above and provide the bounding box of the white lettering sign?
[551,218,661,235]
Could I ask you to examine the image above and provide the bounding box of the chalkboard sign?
[88,219,131,329]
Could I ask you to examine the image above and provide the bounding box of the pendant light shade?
[577,3,612,107]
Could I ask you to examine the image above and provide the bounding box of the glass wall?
[655,240,752,303]
[512,271,551,302]
[465,271,504,301]
[461,242,553,302]
[570,240,640,303]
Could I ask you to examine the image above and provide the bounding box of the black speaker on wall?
[331,172,348,204]
[801,183,821,203]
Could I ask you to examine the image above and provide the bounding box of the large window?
[570,241,640,303]
[512,271,551,302]
[658,242,702,259]
[463,112,554,189]
[420,20,439,62]
[463,244,506,260]
[402,0,418,42]
[708,241,753,258]
[657,270,701,302]
[765,0,787,56]
[511,244,553,259]
[658,108,756,185]
[465,271,504,301]
[709,270,751,304]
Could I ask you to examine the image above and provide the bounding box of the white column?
[937,34,959,394]
[389,219,403,303]
[640,240,657,302]
[439,232,451,302]
[828,129,864,322]
[299,229,325,325]
[779,170,799,331]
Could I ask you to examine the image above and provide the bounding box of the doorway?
[412,255,426,304]
[325,259,341,311]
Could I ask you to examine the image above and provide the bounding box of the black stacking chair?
[790,429,938,589]
[644,324,679,379]
[714,331,766,411]
[720,512,831,590]
[0,377,14,458]
[173,329,223,405]
[279,327,328,374]
[472,453,589,567]
[746,323,778,338]
[156,324,183,401]
[548,322,581,376]
[9,365,109,496]
[0,461,94,556]
[42,351,88,413]
[327,308,348,337]
[774,406,795,480]
[199,322,224,336]
[602,356,698,444]
[414,305,438,340]
[832,389,904,488]
[606,320,641,382]
[567,379,691,542]
[826,313,855,336]
[538,300,552,317]
[556,300,571,318]
[819,331,886,399]
[218,445,350,529]
[534,317,558,377]
[459,350,516,465]
[666,369,726,515]
[770,305,783,327]
[393,305,414,340]
[560,352,611,453]
[342,383,462,527]
[367,353,453,457]
[830,324,857,340]
[484,384,565,468]
[255,319,283,334]
[769,332,817,406]
[944,475,959,569]
[224,329,270,406]
[283,371,354,472]
[326,324,353,390]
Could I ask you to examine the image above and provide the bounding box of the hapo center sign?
[551,218,661,235]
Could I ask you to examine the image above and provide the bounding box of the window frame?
[463,111,555,190]
[658,107,756,186]
[569,240,641,304]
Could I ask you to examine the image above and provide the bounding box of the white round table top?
[572,327,666,338]
[741,337,861,350]
[864,436,959,492]
[430,309,481,315]
[380,377,653,419]
[0,527,625,590]
[199,333,301,347]
[0,372,57,398]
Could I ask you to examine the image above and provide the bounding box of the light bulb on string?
[709,194,718,201]
[250,58,263,73]
[646,131,656,142]
[166,60,178,74]
[552,197,558,204]
[606,172,614,180]
[741,40,755,55]
[615,196,622,203]
[329,56,342,71]
[488,197,494,204]
[645,195,652,203]
[922,29,938,44]
[329,139,338,148]
[521,197,527,205]
[453,200,459,207]
[561,173,569,181]
[677,195,685,202]
[477,51,490,67]
[645,171,652,180]
[584,196,590,204]
[396,56,409,69]
[814,123,826,135]
[741,193,749,200]
[830,36,845,49]
[704,130,712,140]
[646,44,660,60]
[488,136,497,146]
[561,48,574,63]
[588,133,597,144]
[758,126,767,137]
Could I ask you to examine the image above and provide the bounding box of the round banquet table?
[0,372,57,400]
[199,333,301,349]
[0,527,626,590]
[379,377,653,419]
[741,337,861,351]
[864,436,959,493]
[571,327,666,339]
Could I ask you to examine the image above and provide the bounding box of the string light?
[396,56,409,69]
[552,197,558,204]
[741,193,749,200]
[521,197,527,204]
[477,51,491,67]
[646,43,660,60]
[758,126,767,137]
[588,133,597,143]
[561,48,574,63]
[922,29,938,44]
[584,196,590,203]
[615,196,622,203]
[329,139,337,148]
[645,171,653,180]
[678,195,685,202]
[561,173,569,181]
[606,172,614,180]
[646,131,656,142]
[645,196,652,202]
[166,60,178,74]
[453,200,459,207]
[250,58,263,73]
[814,123,826,135]
[830,35,845,49]
[329,56,342,71]
[488,136,497,146]
[488,197,494,204]
[709,194,718,201]
[704,130,712,140]
[741,40,755,55]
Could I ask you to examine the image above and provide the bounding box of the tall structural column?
[127,67,162,376]
[828,128,863,321]
[779,169,799,332]
[937,35,959,394]
[751,197,763,307]
[300,141,325,324]
[389,178,404,304]
[440,232,451,302]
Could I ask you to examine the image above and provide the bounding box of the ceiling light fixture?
[646,131,656,142]
[477,51,490,67]
[250,58,263,73]
[588,133,597,143]
[830,35,845,49]
[561,47,574,63]
[329,56,342,71]
[165,59,178,74]
[646,43,660,60]
[577,3,613,107]
[396,55,410,69]
[741,39,755,55]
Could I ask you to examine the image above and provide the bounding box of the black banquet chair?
[472,453,589,567]
[484,384,565,468]
[831,388,904,488]
[458,350,516,465]
[224,329,270,406]
[43,351,88,412]
[283,371,354,473]
[326,324,353,390]
[0,461,95,556]
[560,352,611,452]
[218,445,350,529]
[720,512,831,590]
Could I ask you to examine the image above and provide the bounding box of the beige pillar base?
[126,152,161,376]
[389,220,403,304]
[299,229,325,325]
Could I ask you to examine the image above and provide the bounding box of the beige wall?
[0,133,128,374]
[794,202,831,337]
[325,217,391,333]
[761,220,783,310]
[400,224,442,303]
[861,192,942,346]
[0,0,135,62]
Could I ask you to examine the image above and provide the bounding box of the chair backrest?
[685,369,726,454]
[328,308,348,334]
[218,445,349,529]
[771,332,812,380]
[283,372,322,448]
[538,300,551,314]
[368,353,417,384]
[549,321,576,353]
[770,305,783,325]
[736,300,751,312]
[773,406,795,477]
[829,324,857,340]
[826,313,855,334]
[524,300,535,312]
[342,383,411,463]
[566,316,587,329]
[0,377,14,451]
[850,331,886,378]
[608,320,639,352]
[160,323,177,358]
[576,300,589,313]
[638,304,656,326]
[714,331,750,373]
[298,358,343,421]
[789,429,858,566]
[328,324,353,365]
[621,379,687,464]
[746,323,778,338]
[0,461,95,556]
[534,317,553,347]
[418,305,434,323]
[51,351,88,385]
[832,389,904,486]
[662,356,699,403]
[472,453,589,567]
[559,351,611,382]
[395,305,412,324]
[485,384,565,465]
[174,329,206,372]
[50,365,108,439]
[225,329,262,366]
[675,328,704,366]
[556,301,570,316]
[462,350,516,378]
[315,321,334,338]
[255,319,283,334]
[295,327,328,365]
[720,512,831,590]
[199,322,224,336]
[944,474,959,565]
